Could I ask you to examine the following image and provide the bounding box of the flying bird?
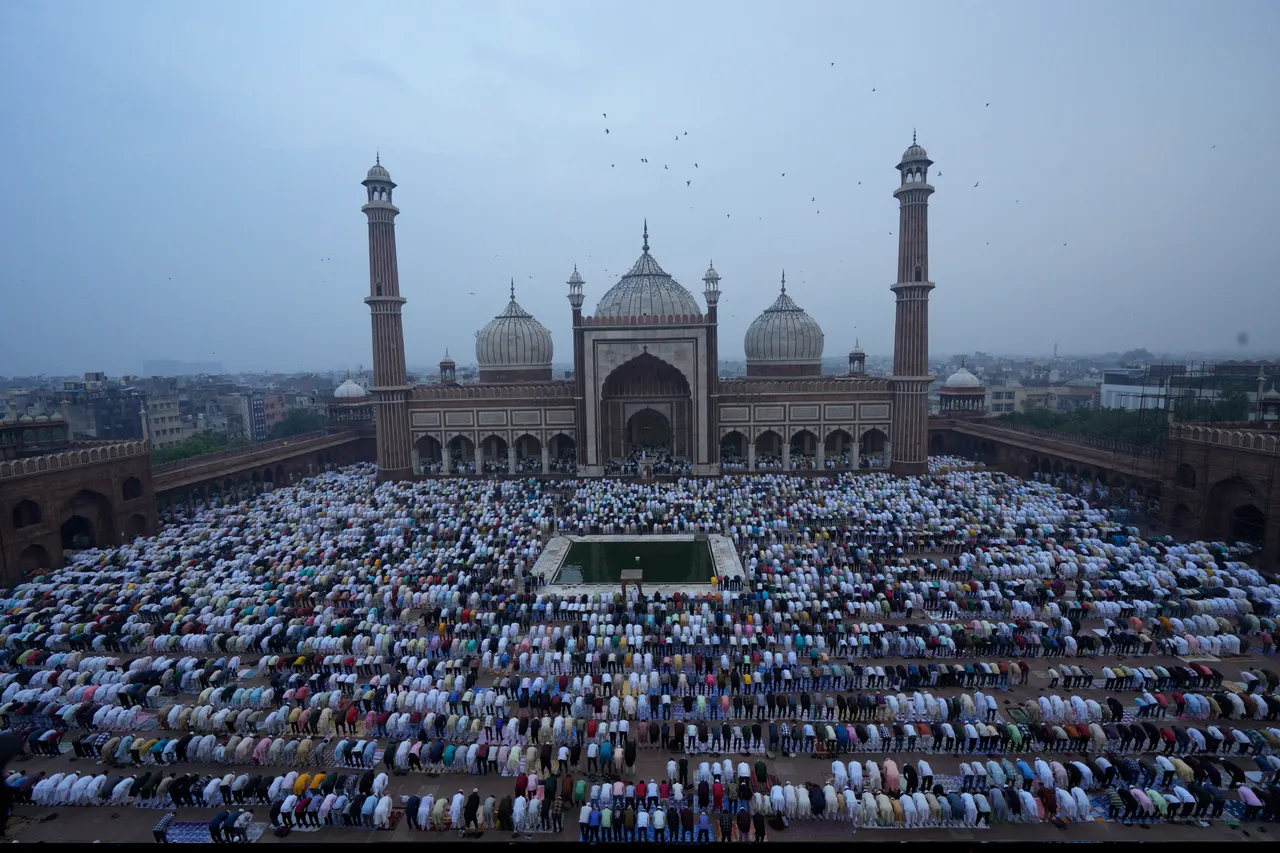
[664,165,668,169]
[812,197,815,201]
[830,62,834,66]
[605,129,609,134]
[611,164,614,167]
[985,103,990,107]
[683,131,687,135]
[695,163,698,168]
[686,180,691,186]
[857,181,861,185]
[973,181,979,187]
[782,173,785,177]
[675,136,679,141]
[936,172,942,176]
[871,88,876,92]
[603,113,606,117]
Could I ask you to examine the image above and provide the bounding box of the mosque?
[353,139,938,479]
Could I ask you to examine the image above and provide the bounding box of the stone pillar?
[782,444,791,471]
[883,440,893,468]
[852,441,860,469]
[474,442,483,475]
[541,443,550,474]
[410,445,419,475]
[747,443,756,471]
[507,444,517,474]
[816,442,825,471]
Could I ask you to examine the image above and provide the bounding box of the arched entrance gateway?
[627,408,671,449]
[60,489,114,552]
[599,352,692,463]
[1204,477,1267,547]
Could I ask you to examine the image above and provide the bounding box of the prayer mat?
[164,820,268,843]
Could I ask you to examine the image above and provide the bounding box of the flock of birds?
[586,74,1029,262]
[315,61,1226,348]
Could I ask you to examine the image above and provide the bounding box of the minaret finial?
[376,149,380,166]
[912,128,916,145]
[781,270,786,293]
[445,347,449,357]
[642,219,649,253]
[510,277,515,300]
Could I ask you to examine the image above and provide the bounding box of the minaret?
[361,154,413,481]
[702,260,722,469]
[889,133,936,474]
[567,263,587,460]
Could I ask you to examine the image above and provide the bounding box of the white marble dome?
[593,225,702,319]
[333,376,369,399]
[476,282,553,368]
[744,274,824,366]
[943,366,982,388]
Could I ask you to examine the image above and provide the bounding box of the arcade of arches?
[718,427,888,471]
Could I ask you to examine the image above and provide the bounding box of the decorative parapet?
[0,440,149,480]
[150,429,345,474]
[411,382,575,401]
[1174,424,1279,454]
[580,312,705,326]
[718,377,893,398]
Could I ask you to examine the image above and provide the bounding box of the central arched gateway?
[599,352,693,462]
[627,407,671,449]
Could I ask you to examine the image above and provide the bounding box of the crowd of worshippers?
[603,445,693,477]
[1,462,1279,835]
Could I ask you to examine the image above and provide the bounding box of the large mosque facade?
[356,140,937,479]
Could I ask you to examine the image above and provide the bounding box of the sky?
[2,0,1278,376]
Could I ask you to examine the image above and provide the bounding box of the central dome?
[593,223,702,318]
[744,272,824,376]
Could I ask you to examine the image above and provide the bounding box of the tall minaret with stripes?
[362,155,413,481]
[889,133,936,474]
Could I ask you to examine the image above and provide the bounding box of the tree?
[997,406,1167,448]
[267,409,331,440]
[1118,348,1156,366]
[150,432,249,465]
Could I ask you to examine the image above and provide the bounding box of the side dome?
[744,272,824,377]
[593,222,702,319]
[475,281,554,383]
[943,366,982,388]
[333,376,369,399]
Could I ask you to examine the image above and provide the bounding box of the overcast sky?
[2,1,1278,376]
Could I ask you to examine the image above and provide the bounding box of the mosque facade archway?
[598,352,694,464]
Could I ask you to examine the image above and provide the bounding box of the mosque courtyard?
[2,459,1277,843]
